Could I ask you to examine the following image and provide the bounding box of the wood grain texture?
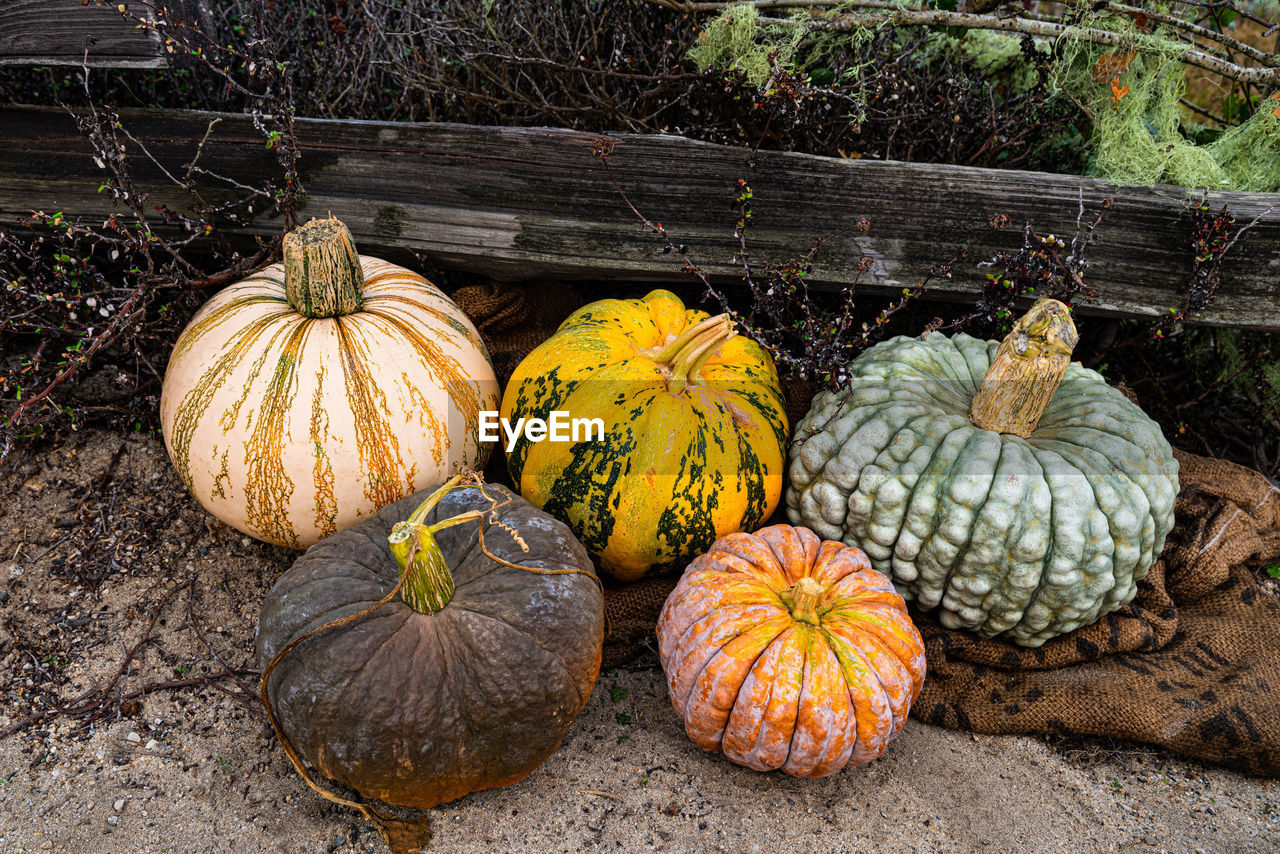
[1,104,1278,328]
[0,0,168,68]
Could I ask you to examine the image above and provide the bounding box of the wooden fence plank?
[1,104,1277,328]
[0,0,170,68]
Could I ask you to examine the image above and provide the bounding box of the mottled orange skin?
[657,524,926,778]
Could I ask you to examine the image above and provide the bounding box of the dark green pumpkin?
[255,482,604,810]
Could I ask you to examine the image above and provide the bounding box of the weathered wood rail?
[0,0,171,69]
[2,105,1278,328]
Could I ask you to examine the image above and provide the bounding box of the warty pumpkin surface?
[501,289,789,582]
[657,524,926,777]
[256,480,604,811]
[786,300,1180,647]
[160,218,498,549]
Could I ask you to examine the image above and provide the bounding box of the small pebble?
[106,816,119,826]
[126,732,140,744]
[145,740,158,750]
[113,799,125,812]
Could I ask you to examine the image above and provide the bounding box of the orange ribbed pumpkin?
[657,524,926,777]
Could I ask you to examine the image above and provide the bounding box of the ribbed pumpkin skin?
[657,525,926,777]
[501,289,788,582]
[787,331,1180,646]
[160,257,498,549]
[256,484,604,810]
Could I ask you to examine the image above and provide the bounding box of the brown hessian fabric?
[452,281,586,388]
[915,449,1280,776]
[455,284,1280,776]
[453,281,587,486]
[599,575,680,669]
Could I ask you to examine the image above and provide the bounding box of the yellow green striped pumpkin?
[500,289,788,582]
[160,218,498,549]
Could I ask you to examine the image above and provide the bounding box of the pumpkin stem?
[283,216,365,318]
[787,576,826,626]
[395,525,455,614]
[969,299,1079,438]
[665,316,736,394]
[646,314,727,363]
[388,474,470,614]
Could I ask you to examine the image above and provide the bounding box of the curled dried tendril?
[458,470,531,556]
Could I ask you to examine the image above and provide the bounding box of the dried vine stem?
[2,562,259,738]
[592,133,1017,387]
[646,0,1280,87]
[657,0,1280,65]
[1101,1,1278,67]
[185,576,262,714]
[774,11,1277,87]
[1,0,303,463]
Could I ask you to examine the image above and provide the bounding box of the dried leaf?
[1094,51,1137,82]
[373,813,432,854]
[1110,77,1130,111]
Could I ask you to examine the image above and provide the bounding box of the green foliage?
[1213,329,1280,429]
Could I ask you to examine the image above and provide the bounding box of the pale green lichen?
[688,4,807,89]
[1056,17,1280,192]
[690,3,1280,192]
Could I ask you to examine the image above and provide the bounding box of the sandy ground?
[1,429,1278,854]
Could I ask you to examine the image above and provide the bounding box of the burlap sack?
[915,450,1280,776]
[453,282,587,484]
[455,283,1280,775]
[452,282,585,388]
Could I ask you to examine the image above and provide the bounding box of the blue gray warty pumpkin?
[785,299,1179,647]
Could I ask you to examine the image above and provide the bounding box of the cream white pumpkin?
[160,218,498,549]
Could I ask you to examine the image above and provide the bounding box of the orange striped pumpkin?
[160,217,498,549]
[657,524,926,777]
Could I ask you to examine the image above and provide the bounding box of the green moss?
[958,31,1038,94]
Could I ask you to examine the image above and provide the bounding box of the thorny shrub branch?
[592,123,1123,389]
[0,0,302,464]
[1152,200,1274,340]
